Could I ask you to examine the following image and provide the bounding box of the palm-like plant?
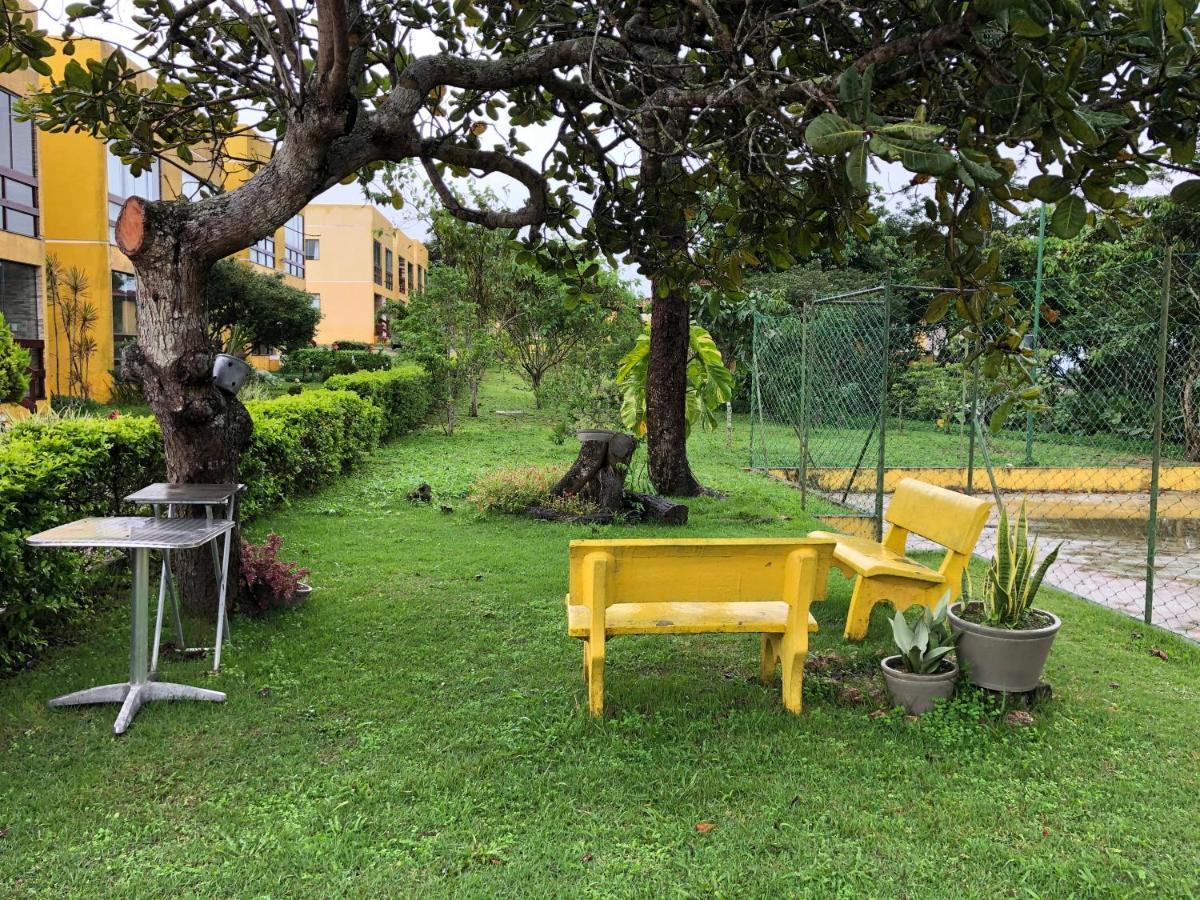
[890,596,956,674]
[974,503,1061,628]
[615,323,733,437]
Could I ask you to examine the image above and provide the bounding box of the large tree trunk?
[119,203,252,614]
[645,284,702,495]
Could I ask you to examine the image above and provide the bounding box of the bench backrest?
[884,478,991,555]
[568,538,835,607]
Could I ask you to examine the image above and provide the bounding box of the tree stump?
[551,432,634,515]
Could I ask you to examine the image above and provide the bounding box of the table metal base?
[44,546,227,735]
[49,681,226,735]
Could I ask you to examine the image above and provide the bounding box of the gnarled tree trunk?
[118,201,253,613]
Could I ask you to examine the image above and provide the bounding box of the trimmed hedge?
[279,347,392,382]
[325,363,433,439]
[0,416,165,670]
[0,371,428,669]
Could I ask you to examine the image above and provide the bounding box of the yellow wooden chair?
[810,479,992,640]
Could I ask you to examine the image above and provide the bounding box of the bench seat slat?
[810,531,945,584]
[567,599,819,636]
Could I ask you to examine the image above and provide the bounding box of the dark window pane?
[5,178,34,207]
[0,259,40,339]
[111,271,138,337]
[304,238,319,260]
[5,208,36,236]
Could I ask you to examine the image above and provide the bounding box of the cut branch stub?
[115,196,147,258]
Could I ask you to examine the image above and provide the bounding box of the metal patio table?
[27,516,234,735]
[125,482,244,673]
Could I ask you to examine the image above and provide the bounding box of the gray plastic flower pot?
[880,655,958,715]
[576,428,615,443]
[212,352,253,396]
[949,603,1061,693]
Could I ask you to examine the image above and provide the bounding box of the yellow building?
[32,38,308,399]
[0,13,47,414]
[302,203,428,346]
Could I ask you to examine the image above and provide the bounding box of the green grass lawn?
[3,372,1199,897]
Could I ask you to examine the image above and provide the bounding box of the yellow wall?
[303,203,428,345]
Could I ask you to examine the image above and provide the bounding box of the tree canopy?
[206,259,320,355]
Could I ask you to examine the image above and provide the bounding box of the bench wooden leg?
[759,634,780,684]
[584,641,605,717]
[843,577,878,642]
[779,628,808,714]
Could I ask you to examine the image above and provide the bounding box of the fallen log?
[626,491,689,525]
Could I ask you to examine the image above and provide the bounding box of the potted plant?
[880,597,959,715]
[213,323,254,395]
[949,504,1062,693]
[239,533,312,612]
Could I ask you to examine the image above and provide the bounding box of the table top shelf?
[26,516,235,551]
[124,482,245,506]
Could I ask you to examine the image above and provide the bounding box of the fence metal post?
[966,352,980,496]
[874,283,891,540]
[1024,203,1047,466]
[798,303,809,510]
[751,314,763,469]
[1144,247,1172,626]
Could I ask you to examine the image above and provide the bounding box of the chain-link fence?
[750,251,1200,640]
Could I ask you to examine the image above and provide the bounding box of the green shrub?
[0,387,387,669]
[0,415,164,669]
[0,312,30,403]
[280,348,392,382]
[241,389,381,516]
[324,363,433,439]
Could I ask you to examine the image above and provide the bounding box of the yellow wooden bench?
[565,538,836,716]
[810,478,992,641]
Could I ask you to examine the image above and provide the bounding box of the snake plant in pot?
[949,503,1062,693]
[880,597,958,715]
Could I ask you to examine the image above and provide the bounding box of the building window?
[0,259,41,340]
[407,262,415,294]
[373,240,383,285]
[111,271,138,375]
[178,170,216,201]
[310,293,320,310]
[284,214,305,278]
[398,254,406,293]
[108,152,160,243]
[304,238,320,260]
[0,89,38,238]
[250,233,275,268]
[384,247,394,290]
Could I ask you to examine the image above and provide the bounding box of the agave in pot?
[880,596,959,715]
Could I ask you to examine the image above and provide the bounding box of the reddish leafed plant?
[239,533,310,612]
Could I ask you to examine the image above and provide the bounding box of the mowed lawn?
[2,373,1199,897]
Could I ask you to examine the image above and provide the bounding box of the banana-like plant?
[975,503,1061,628]
[890,596,955,674]
[615,323,734,437]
